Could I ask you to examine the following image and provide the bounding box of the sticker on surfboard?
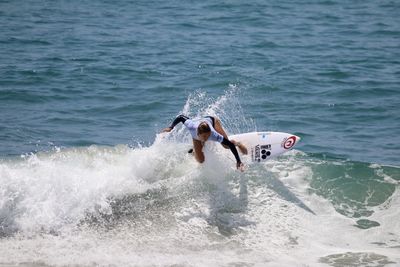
[282,136,297,150]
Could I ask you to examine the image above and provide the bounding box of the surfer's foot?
[237,142,248,155]
[231,140,247,155]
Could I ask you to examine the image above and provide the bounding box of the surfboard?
[228,132,300,162]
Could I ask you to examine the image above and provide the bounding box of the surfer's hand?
[237,162,245,172]
[162,127,172,133]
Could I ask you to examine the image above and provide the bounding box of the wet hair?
[197,122,211,135]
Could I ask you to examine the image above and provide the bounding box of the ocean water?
[1,0,399,266]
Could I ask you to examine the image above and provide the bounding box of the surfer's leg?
[214,118,248,155]
[213,117,230,149]
[192,139,205,163]
[213,118,229,139]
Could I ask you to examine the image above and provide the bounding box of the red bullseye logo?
[283,136,297,149]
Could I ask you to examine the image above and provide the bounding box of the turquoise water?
[1,0,399,266]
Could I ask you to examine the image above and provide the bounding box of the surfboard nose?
[281,134,300,150]
[293,135,301,147]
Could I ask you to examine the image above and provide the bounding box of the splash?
[0,88,399,266]
[177,85,255,138]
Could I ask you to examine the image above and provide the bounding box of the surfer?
[162,115,247,171]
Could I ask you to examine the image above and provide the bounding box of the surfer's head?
[197,122,211,141]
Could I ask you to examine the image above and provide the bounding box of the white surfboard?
[228,132,301,162]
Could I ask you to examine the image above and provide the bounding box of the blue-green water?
[1,1,399,266]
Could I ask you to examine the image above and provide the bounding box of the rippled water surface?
[1,0,399,266]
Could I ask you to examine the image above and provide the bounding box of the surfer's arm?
[162,115,189,132]
[170,115,189,129]
[221,137,242,165]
